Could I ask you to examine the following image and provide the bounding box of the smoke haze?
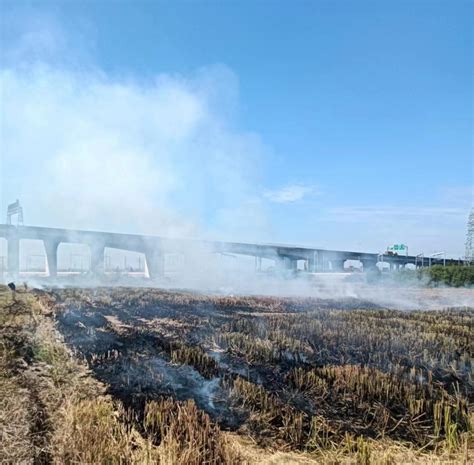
[0,6,471,273]
[1,62,268,241]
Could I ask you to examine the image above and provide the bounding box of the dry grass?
[144,398,242,464]
[0,287,243,464]
[0,288,47,463]
[3,286,472,464]
[170,344,218,379]
[285,365,471,444]
[0,288,107,463]
[51,397,137,464]
[0,375,33,463]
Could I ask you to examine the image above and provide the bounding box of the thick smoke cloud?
[0,10,268,241]
[1,64,270,240]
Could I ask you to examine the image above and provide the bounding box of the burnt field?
[43,287,473,461]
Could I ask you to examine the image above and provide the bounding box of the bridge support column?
[289,258,297,271]
[316,259,330,272]
[275,256,297,272]
[362,260,378,271]
[145,248,164,279]
[331,260,345,272]
[308,257,316,272]
[90,244,105,275]
[307,250,321,272]
[44,240,59,277]
[7,237,20,278]
[255,256,262,272]
[316,252,329,272]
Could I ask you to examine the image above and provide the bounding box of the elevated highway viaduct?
[0,224,464,278]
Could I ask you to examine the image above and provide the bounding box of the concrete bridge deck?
[0,224,464,278]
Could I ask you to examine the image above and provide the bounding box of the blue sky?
[0,0,472,257]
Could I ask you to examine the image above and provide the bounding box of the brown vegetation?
[1,285,472,464]
[171,344,219,379]
[0,286,241,464]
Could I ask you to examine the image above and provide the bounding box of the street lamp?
[415,253,424,268]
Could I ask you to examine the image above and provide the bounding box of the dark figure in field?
[7,282,16,292]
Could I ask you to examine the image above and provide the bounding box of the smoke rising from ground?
[1,8,472,307]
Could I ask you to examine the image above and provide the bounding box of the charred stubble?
[49,287,473,454]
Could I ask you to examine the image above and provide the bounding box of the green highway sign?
[387,244,408,254]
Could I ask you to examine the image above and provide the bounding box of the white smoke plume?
[0,11,268,242]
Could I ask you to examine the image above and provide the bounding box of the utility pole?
[465,208,474,263]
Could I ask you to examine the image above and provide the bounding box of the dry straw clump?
[285,365,470,444]
[171,344,218,379]
[144,398,241,464]
[51,397,138,464]
[227,375,337,450]
[0,375,33,463]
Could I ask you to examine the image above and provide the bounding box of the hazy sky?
[0,0,472,257]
